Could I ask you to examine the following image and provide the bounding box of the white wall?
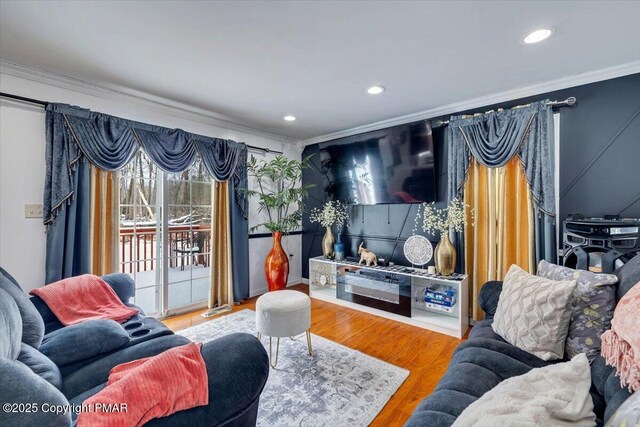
[0,72,302,295]
[0,101,47,291]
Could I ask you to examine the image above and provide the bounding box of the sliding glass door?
[166,159,212,311]
[119,152,211,316]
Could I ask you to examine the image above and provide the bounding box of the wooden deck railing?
[119,225,212,273]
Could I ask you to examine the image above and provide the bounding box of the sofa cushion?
[63,334,190,398]
[0,268,45,349]
[405,337,551,427]
[406,390,474,427]
[537,260,618,361]
[17,343,62,390]
[0,358,71,427]
[39,319,130,366]
[451,354,595,427]
[144,333,269,427]
[492,264,576,361]
[0,288,22,360]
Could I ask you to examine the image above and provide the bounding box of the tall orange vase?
[265,231,289,291]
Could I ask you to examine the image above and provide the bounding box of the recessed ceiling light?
[283,115,296,121]
[523,28,554,44]
[366,85,385,95]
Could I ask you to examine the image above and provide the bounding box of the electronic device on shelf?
[562,214,640,273]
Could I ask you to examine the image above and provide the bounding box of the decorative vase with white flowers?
[310,200,350,260]
[419,198,472,276]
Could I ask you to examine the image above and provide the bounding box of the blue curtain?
[229,146,249,302]
[45,160,91,284]
[44,103,247,282]
[447,100,556,263]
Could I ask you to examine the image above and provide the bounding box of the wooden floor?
[163,284,467,427]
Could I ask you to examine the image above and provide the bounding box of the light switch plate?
[25,204,43,218]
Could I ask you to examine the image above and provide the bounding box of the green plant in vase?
[309,200,350,259]
[247,154,313,291]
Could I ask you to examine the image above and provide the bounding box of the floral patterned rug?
[177,309,409,427]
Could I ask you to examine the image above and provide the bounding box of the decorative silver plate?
[404,235,433,266]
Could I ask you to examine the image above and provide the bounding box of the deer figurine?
[358,242,378,267]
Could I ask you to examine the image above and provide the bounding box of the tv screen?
[319,120,436,205]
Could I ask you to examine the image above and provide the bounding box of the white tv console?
[308,256,468,338]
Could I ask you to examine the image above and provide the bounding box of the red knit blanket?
[77,342,209,427]
[601,281,640,393]
[30,274,138,325]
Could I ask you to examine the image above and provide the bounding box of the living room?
[0,1,639,426]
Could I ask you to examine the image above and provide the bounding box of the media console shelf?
[309,256,468,338]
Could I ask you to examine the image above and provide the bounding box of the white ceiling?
[1,1,639,141]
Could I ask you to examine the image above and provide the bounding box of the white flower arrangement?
[310,200,350,229]
[413,198,473,236]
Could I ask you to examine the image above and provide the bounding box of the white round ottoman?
[256,290,312,368]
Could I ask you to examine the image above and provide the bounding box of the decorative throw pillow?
[452,354,596,427]
[492,264,576,361]
[537,260,618,361]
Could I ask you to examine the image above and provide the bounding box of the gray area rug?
[177,309,409,427]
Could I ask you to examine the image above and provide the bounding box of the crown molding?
[302,60,640,146]
[0,60,298,144]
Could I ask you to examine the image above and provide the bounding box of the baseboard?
[249,287,268,298]
[248,277,303,298]
[288,276,302,286]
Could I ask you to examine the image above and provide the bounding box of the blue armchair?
[0,267,269,426]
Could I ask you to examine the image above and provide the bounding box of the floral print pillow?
[537,260,618,361]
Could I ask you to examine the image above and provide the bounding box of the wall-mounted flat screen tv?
[319,120,435,205]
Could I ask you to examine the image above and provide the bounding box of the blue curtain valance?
[447,100,555,218]
[44,103,244,225]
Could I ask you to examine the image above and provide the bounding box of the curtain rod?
[434,96,577,127]
[0,91,283,155]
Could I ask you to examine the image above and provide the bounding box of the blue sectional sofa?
[0,267,269,426]
[406,255,640,427]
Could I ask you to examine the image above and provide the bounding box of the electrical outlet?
[25,204,43,218]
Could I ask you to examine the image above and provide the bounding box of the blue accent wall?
[301,73,640,278]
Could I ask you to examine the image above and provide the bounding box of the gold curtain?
[208,180,233,309]
[464,157,535,321]
[90,167,120,276]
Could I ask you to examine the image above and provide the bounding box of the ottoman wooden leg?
[269,337,280,368]
[306,329,312,356]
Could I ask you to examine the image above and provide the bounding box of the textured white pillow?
[492,264,577,361]
[606,392,639,427]
[452,354,596,427]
